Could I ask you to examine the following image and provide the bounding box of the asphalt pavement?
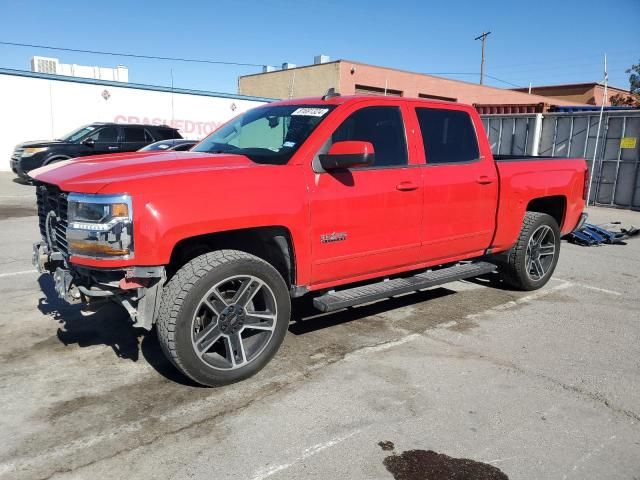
[0,171,638,480]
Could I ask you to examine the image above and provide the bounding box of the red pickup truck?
[31,94,587,386]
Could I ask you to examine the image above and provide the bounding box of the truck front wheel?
[498,212,561,291]
[156,250,290,386]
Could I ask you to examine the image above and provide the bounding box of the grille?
[11,148,24,161]
[36,184,69,257]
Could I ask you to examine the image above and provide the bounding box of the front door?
[86,125,121,155]
[308,105,423,287]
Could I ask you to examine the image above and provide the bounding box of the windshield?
[192,105,335,165]
[59,125,98,142]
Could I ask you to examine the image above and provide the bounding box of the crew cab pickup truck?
[31,94,588,386]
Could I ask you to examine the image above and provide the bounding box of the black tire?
[498,212,561,291]
[156,250,290,386]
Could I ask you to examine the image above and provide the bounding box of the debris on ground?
[567,222,639,246]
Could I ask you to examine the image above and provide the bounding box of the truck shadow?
[463,273,514,291]
[36,275,455,384]
[36,274,201,386]
[289,287,456,335]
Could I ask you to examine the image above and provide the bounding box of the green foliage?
[610,59,640,107]
[626,60,640,94]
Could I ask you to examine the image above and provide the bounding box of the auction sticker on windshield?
[291,107,330,117]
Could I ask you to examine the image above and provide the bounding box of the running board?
[313,261,497,313]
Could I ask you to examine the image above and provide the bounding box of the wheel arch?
[43,155,72,165]
[526,195,567,230]
[167,226,296,287]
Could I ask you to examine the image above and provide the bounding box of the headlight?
[66,193,134,258]
[22,147,49,157]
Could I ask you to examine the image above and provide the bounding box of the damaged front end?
[33,183,165,330]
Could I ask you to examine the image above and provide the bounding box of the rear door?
[412,105,498,261]
[308,103,423,287]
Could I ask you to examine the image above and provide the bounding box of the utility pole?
[474,31,491,85]
[587,53,608,205]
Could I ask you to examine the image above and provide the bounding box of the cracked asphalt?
[0,172,638,480]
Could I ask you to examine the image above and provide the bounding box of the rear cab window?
[415,107,479,165]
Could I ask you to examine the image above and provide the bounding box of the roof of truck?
[269,94,460,107]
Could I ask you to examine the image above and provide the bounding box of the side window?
[416,108,479,164]
[155,128,179,140]
[87,126,118,143]
[123,127,146,143]
[330,106,407,167]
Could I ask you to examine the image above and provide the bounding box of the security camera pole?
[475,31,491,85]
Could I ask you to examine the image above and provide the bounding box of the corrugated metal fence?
[481,111,640,210]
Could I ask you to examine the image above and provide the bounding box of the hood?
[30,151,257,193]
[18,139,72,148]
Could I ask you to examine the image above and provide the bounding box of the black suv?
[11,123,182,180]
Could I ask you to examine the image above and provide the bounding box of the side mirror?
[83,138,95,147]
[319,141,375,170]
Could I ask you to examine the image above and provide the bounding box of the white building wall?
[0,71,268,171]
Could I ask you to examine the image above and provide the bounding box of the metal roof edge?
[238,60,341,79]
[0,67,275,102]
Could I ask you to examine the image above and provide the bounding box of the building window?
[418,93,457,102]
[354,84,403,97]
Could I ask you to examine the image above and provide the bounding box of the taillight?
[583,166,589,201]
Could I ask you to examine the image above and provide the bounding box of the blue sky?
[0,0,638,94]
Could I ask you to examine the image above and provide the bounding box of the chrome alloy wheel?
[190,275,277,370]
[525,225,556,281]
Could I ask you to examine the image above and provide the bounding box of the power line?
[424,71,523,88]
[482,74,522,88]
[486,50,631,70]
[0,40,272,68]
[488,60,629,75]
[0,39,528,89]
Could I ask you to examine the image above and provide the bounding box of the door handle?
[396,181,419,191]
[476,175,494,185]
[108,146,119,150]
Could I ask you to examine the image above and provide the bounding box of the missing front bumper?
[33,241,165,330]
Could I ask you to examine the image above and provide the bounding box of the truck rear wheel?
[498,212,560,291]
[156,250,290,386]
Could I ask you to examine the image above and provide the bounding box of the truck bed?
[491,156,587,252]
[494,154,563,161]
